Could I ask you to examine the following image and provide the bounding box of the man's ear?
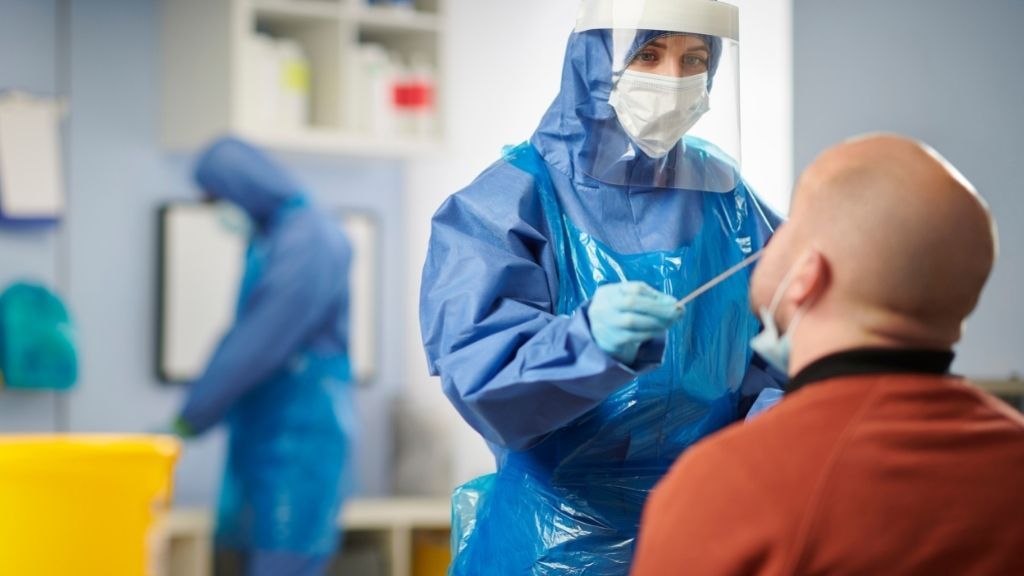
[787,249,829,309]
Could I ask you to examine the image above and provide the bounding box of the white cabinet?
[158,498,452,576]
[160,0,446,157]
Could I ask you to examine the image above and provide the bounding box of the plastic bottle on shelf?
[391,58,414,137]
[241,33,281,133]
[242,34,312,134]
[276,39,311,131]
[410,56,437,138]
[344,48,367,134]
[393,55,436,139]
[355,43,399,137]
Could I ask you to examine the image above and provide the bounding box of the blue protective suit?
[178,138,356,576]
[420,29,784,575]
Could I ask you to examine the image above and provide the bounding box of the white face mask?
[609,70,710,159]
[214,202,253,238]
[750,260,808,374]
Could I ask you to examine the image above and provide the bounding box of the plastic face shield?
[575,0,741,192]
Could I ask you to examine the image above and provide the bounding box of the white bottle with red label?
[392,55,436,139]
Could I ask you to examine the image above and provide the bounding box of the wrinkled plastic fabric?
[213,232,357,561]
[0,282,77,390]
[213,220,356,562]
[177,138,356,568]
[215,353,356,558]
[446,143,769,575]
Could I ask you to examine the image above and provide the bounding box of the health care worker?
[420,0,784,573]
[173,137,357,576]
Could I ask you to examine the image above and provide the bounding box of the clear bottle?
[391,54,437,138]
[241,33,280,133]
[391,57,415,137]
[408,55,437,138]
[357,44,398,137]
[276,39,311,131]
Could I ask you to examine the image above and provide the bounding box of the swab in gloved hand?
[589,281,683,365]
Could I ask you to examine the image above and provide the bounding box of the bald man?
[631,134,1024,576]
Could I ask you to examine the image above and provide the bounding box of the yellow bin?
[0,435,180,576]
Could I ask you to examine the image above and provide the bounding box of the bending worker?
[173,137,357,576]
[420,0,783,572]
[633,134,1024,575]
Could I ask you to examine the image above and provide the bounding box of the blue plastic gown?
[177,138,357,575]
[420,29,784,575]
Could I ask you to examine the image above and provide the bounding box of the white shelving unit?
[157,498,452,576]
[160,0,446,157]
[977,379,1024,398]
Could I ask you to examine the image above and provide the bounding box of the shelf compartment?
[253,0,343,21]
[161,0,446,157]
[241,126,442,157]
[353,6,443,33]
[246,14,343,131]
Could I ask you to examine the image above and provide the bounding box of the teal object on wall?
[0,282,77,391]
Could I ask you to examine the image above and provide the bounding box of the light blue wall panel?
[0,0,61,432]
[794,0,1024,378]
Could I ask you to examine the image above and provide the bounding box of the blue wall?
[794,0,1024,378]
[0,0,404,504]
[0,0,63,433]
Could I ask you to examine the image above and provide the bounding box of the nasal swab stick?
[675,250,764,311]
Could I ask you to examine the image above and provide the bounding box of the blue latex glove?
[587,281,682,366]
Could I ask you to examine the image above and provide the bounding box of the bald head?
[782,134,997,346]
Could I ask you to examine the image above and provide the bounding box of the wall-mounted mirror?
[156,202,378,385]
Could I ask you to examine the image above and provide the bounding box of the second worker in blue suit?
[174,137,357,576]
[420,0,784,573]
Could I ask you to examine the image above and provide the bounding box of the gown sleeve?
[420,163,652,451]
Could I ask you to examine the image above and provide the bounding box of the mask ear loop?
[766,255,803,316]
[766,251,813,332]
[785,301,808,336]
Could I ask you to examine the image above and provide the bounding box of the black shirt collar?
[787,348,955,395]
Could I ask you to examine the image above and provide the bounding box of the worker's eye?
[636,50,659,64]
[682,54,708,73]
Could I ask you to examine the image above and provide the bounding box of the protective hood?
[194,137,305,224]
[531,29,722,191]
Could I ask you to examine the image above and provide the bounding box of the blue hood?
[194,137,305,224]
[531,29,721,190]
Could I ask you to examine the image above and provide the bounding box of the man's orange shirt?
[632,372,1024,575]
